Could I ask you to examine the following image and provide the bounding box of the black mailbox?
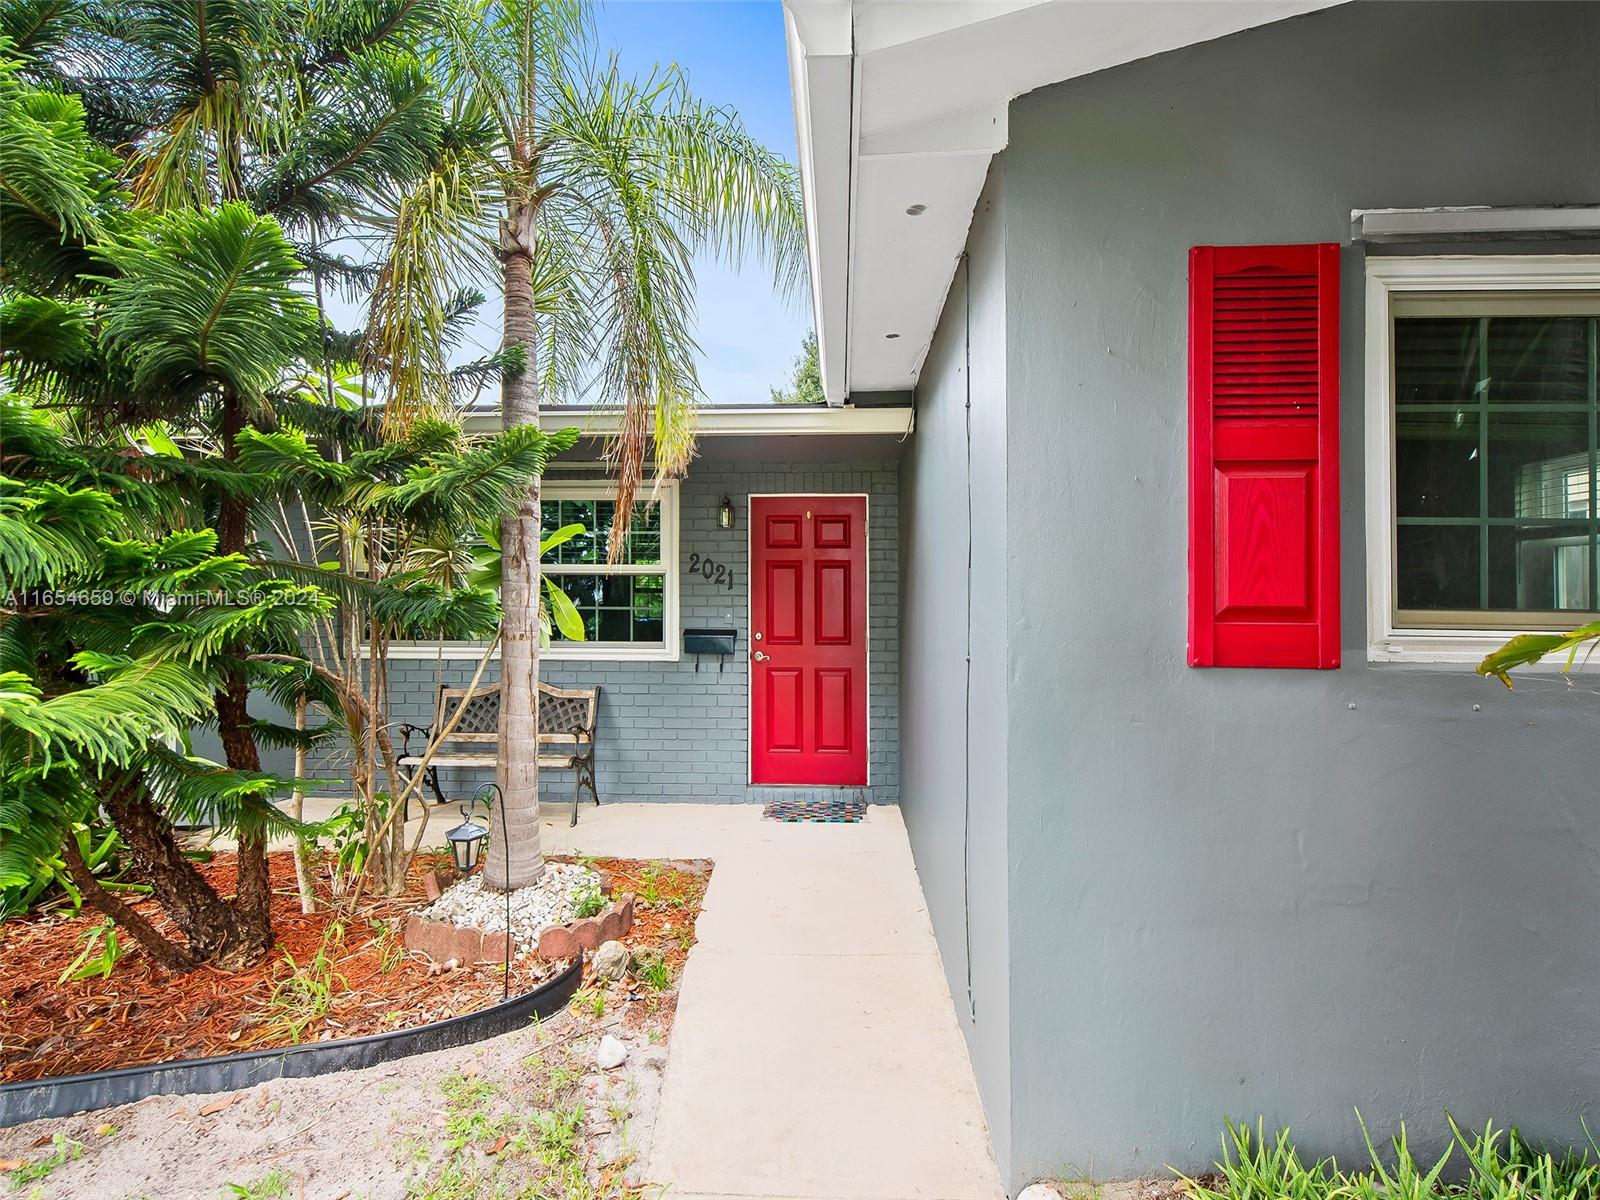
[683,627,737,671]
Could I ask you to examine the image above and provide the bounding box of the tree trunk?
[486,198,544,891]
[291,695,318,913]
[210,391,275,965]
[97,773,260,969]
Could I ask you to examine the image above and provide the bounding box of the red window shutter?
[1188,243,1340,669]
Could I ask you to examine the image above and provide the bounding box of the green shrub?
[1181,1117,1599,1200]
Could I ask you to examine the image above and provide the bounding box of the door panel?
[814,561,851,644]
[764,561,804,643]
[750,495,868,786]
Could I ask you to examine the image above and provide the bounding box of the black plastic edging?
[0,956,583,1127]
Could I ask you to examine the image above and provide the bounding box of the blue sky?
[595,2,810,406]
[435,1,810,407]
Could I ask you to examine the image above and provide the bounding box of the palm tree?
[367,0,805,889]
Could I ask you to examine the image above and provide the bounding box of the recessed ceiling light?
[885,332,901,340]
[905,203,927,216]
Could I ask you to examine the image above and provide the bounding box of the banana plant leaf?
[469,522,588,644]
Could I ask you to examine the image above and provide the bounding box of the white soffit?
[783,0,1346,402]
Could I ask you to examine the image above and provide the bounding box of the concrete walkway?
[539,803,1005,1200]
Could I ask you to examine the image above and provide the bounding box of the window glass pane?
[1396,410,1480,518]
[597,608,632,641]
[1488,411,1590,518]
[1395,318,1483,405]
[630,528,662,566]
[549,500,596,564]
[1488,524,1593,611]
[1396,525,1480,611]
[542,497,662,566]
[599,574,632,607]
[559,574,602,607]
[539,493,670,646]
[1393,309,1598,621]
[1487,317,1589,405]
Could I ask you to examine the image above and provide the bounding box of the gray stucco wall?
[901,167,1013,1171]
[992,1,1600,1184]
[309,458,901,808]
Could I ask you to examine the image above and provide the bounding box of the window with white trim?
[1366,256,1600,661]
[381,481,679,662]
[539,482,677,657]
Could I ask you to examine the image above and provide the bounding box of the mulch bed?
[0,850,710,1085]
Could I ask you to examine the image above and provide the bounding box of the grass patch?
[572,875,606,919]
[403,1054,645,1200]
[635,865,661,907]
[8,1134,83,1191]
[1181,1117,1599,1200]
[633,955,671,992]
[223,1168,294,1199]
[260,922,347,1044]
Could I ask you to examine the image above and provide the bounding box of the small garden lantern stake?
[445,806,488,873]
[718,495,735,530]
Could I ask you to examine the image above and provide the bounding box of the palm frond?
[362,104,500,431]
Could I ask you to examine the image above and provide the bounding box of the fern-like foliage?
[89,203,319,405]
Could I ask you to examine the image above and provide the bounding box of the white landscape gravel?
[418,862,601,952]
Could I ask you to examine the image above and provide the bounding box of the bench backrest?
[434,681,599,746]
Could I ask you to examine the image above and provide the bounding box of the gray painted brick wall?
[311,459,900,807]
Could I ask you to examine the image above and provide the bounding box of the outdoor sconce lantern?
[718,495,736,530]
[445,805,488,873]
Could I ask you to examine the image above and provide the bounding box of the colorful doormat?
[762,798,868,823]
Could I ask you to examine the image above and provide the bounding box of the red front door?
[749,495,868,786]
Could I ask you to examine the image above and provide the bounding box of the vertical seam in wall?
[962,253,976,1023]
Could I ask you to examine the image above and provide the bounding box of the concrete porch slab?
[539,803,1005,1200]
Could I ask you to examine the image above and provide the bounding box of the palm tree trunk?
[486,197,544,891]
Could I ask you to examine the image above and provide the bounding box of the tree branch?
[61,837,199,972]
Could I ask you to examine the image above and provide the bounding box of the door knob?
[752,650,770,662]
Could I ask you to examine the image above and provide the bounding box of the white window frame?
[383,480,680,663]
[1364,254,1600,663]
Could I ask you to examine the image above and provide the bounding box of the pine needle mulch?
[0,850,543,1085]
[1,852,711,1086]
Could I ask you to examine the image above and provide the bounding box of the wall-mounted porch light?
[718,495,736,530]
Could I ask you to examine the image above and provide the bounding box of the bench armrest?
[398,723,432,758]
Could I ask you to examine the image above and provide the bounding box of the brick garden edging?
[535,894,634,960]
[401,888,634,965]
[401,914,513,966]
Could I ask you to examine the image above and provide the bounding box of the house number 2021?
[688,552,736,591]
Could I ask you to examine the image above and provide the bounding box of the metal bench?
[398,681,601,826]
